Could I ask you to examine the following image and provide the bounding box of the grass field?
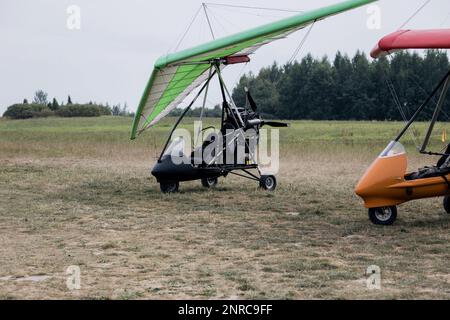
[0,116,449,299]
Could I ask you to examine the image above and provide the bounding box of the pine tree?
[112,105,121,116]
[50,98,59,111]
[230,50,450,121]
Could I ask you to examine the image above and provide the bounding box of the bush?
[56,104,112,117]
[98,105,113,116]
[169,105,222,118]
[3,104,53,119]
[3,103,112,119]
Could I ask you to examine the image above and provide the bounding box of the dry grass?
[0,117,449,300]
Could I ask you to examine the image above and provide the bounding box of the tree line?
[232,50,450,121]
[3,90,134,119]
[5,50,449,121]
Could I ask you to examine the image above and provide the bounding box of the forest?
[231,50,450,121]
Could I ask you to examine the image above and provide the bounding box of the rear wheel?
[160,181,179,194]
[201,177,218,188]
[443,196,450,214]
[369,206,397,226]
[260,175,277,191]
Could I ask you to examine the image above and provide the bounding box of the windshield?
[380,141,406,158]
[163,137,186,158]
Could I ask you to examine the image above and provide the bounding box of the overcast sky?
[1,0,449,114]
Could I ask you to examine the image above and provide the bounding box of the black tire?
[368,206,397,226]
[160,181,179,194]
[201,177,218,188]
[260,175,277,191]
[443,196,450,214]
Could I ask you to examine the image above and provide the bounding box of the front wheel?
[443,196,450,214]
[260,175,277,191]
[368,206,397,226]
[160,181,179,194]
[201,177,218,188]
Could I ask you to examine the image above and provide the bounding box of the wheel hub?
[265,177,275,189]
[375,207,392,222]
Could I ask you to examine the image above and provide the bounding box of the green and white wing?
[131,0,376,139]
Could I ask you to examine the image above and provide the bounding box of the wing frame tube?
[155,0,377,69]
[157,68,217,161]
[394,69,450,143]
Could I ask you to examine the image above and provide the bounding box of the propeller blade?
[263,121,290,128]
[245,87,258,112]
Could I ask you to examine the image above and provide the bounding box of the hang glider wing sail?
[131,0,377,139]
[371,29,450,59]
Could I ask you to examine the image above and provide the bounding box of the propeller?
[246,119,290,128]
[245,87,258,112]
[263,121,290,128]
[244,87,289,129]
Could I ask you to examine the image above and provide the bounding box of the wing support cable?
[158,68,217,162]
[208,62,260,173]
[420,75,450,154]
[203,3,304,14]
[195,67,213,147]
[385,55,421,150]
[398,0,432,30]
[288,20,316,64]
[173,5,203,52]
[395,69,450,144]
[203,3,216,40]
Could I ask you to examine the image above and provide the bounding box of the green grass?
[0,116,430,141]
[0,116,449,300]
[0,116,444,155]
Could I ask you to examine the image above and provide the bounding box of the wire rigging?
[398,0,432,30]
[439,12,450,27]
[173,5,203,52]
[203,3,304,14]
[168,2,316,122]
[382,0,442,150]
[385,56,422,149]
[410,75,450,121]
[409,73,450,152]
[203,3,216,40]
[288,21,316,65]
[173,2,306,54]
[215,6,292,19]
[206,6,231,36]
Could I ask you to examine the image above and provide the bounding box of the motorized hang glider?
[131,0,377,193]
[356,29,450,225]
